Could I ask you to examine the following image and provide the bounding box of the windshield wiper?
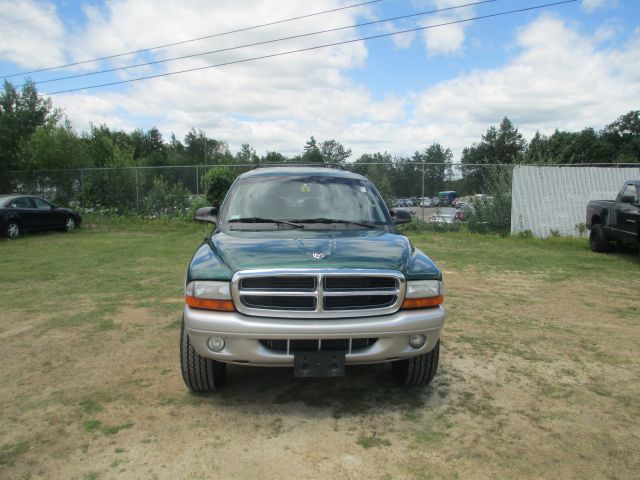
[228,217,303,228]
[290,218,378,229]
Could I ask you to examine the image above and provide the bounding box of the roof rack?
[252,162,346,170]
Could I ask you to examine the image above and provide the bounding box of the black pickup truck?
[586,180,640,254]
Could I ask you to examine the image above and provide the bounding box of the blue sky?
[1,0,638,159]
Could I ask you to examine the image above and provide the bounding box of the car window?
[32,198,52,209]
[11,197,35,208]
[224,176,389,225]
[621,185,638,203]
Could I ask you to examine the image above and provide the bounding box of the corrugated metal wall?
[511,166,640,238]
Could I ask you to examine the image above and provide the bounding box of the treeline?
[1,80,638,203]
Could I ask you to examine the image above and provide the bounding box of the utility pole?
[421,166,425,223]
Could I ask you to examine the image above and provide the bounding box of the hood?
[188,228,442,282]
[213,229,411,272]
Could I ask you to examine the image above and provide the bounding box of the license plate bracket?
[293,351,345,377]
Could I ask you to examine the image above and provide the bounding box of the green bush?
[79,170,137,214]
[202,166,237,207]
[141,176,190,216]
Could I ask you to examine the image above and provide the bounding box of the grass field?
[0,219,638,479]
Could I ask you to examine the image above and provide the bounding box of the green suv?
[181,167,445,391]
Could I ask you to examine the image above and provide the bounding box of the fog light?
[409,334,426,349]
[207,336,225,352]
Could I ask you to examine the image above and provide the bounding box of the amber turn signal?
[401,295,443,309]
[185,295,235,311]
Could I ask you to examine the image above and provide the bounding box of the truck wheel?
[180,317,226,392]
[392,340,439,386]
[589,224,609,253]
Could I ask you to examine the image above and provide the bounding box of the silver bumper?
[184,305,445,366]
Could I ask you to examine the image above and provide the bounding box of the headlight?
[402,280,443,309]
[185,281,235,311]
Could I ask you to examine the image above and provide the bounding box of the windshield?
[221,175,390,227]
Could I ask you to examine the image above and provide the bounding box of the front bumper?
[184,305,445,366]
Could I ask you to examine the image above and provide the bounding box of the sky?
[0,0,638,160]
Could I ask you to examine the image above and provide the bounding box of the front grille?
[240,276,315,291]
[243,295,316,310]
[232,269,405,318]
[260,338,377,354]
[324,295,396,310]
[324,276,396,291]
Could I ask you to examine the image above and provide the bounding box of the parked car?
[454,204,476,222]
[586,180,640,254]
[431,207,458,224]
[420,198,433,208]
[0,195,82,239]
[181,166,445,391]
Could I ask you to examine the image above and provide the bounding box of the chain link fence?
[2,162,639,237]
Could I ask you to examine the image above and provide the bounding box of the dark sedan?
[0,195,82,239]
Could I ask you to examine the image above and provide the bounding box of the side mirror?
[390,208,412,225]
[194,206,218,224]
[620,195,635,204]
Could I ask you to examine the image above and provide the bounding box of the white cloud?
[411,14,640,158]
[581,0,619,14]
[31,4,640,162]
[419,0,477,57]
[0,0,66,70]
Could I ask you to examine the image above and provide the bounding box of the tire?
[4,220,21,239]
[392,340,439,386]
[589,224,609,253]
[64,216,76,233]
[180,316,226,392]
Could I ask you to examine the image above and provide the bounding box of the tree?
[601,110,640,163]
[320,139,351,164]
[461,117,526,193]
[184,128,230,165]
[236,143,259,165]
[0,80,54,189]
[202,166,237,207]
[262,151,288,163]
[302,136,323,163]
[412,144,453,196]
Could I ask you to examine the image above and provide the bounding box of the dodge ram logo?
[312,252,325,259]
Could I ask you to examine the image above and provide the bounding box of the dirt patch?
[1,270,639,479]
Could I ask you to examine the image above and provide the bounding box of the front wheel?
[392,340,439,386]
[64,216,76,232]
[180,317,226,392]
[4,221,21,239]
[589,224,609,253]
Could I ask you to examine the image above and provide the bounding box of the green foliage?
[466,170,513,235]
[141,177,191,216]
[320,139,351,164]
[461,117,526,194]
[202,166,237,207]
[80,169,137,213]
[302,136,323,163]
[411,144,453,197]
[0,80,54,190]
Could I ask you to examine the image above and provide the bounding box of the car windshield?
[222,175,389,227]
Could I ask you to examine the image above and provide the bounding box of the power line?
[18,0,501,88]
[3,0,385,78]
[44,0,578,96]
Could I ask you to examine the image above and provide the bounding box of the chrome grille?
[232,269,405,318]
